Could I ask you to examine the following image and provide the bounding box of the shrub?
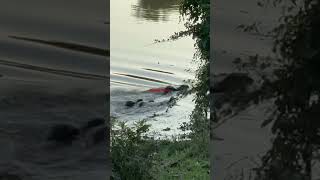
[111,120,157,180]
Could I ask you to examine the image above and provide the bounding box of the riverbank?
[111,119,209,180]
[153,139,209,179]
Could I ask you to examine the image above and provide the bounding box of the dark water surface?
[0,1,109,179]
[0,0,108,83]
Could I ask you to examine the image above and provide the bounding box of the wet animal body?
[124,85,189,108]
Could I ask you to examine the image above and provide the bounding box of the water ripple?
[9,35,109,57]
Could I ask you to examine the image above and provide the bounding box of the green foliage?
[152,140,210,180]
[235,0,320,179]
[171,1,211,176]
[180,0,210,61]
[111,120,157,180]
[155,0,210,130]
[178,0,210,146]
[155,0,210,161]
[111,119,210,180]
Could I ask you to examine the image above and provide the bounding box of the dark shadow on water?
[113,72,172,85]
[131,0,180,22]
[0,58,108,80]
[111,80,152,88]
[142,68,174,75]
[9,36,109,57]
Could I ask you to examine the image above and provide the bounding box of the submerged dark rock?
[47,124,80,144]
[136,99,143,103]
[168,97,176,104]
[138,102,145,107]
[125,101,135,107]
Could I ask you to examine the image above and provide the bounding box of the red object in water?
[147,87,171,93]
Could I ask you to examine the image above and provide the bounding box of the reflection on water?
[0,0,108,83]
[113,72,171,85]
[131,0,180,22]
[9,35,109,57]
[111,0,195,90]
[142,68,174,75]
[0,58,107,80]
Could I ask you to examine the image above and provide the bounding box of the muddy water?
[111,0,196,137]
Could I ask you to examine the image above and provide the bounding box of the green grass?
[111,119,209,180]
[152,140,209,180]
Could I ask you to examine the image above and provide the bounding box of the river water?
[0,0,108,83]
[0,1,109,179]
[110,0,196,137]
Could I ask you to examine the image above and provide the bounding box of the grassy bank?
[111,119,209,180]
[153,140,209,180]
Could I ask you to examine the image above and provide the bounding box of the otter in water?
[146,85,189,94]
[123,85,189,108]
